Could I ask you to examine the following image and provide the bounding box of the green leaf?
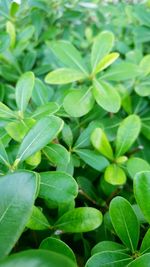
[31,102,59,120]
[104,164,126,185]
[16,116,64,163]
[0,171,38,259]
[140,228,150,254]
[134,171,150,224]
[62,123,73,148]
[15,72,35,113]
[26,151,41,167]
[101,62,140,81]
[0,102,16,119]
[6,21,16,48]
[94,52,119,74]
[115,115,141,157]
[109,196,140,252]
[91,128,114,160]
[127,157,150,179]
[50,40,88,75]
[0,32,10,53]
[127,253,150,267]
[75,148,109,171]
[32,78,49,106]
[43,143,70,167]
[91,31,115,72]
[45,68,86,84]
[92,79,121,113]
[26,206,50,230]
[39,171,78,205]
[135,80,150,97]
[63,88,94,117]
[40,237,76,263]
[85,251,132,267]
[0,250,77,267]
[91,241,128,255]
[5,118,35,142]
[0,141,10,168]
[55,207,103,233]
[139,54,150,76]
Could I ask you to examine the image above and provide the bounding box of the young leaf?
[127,157,150,179]
[94,52,119,74]
[26,206,50,230]
[63,88,94,117]
[91,31,115,72]
[25,151,41,167]
[135,81,150,97]
[16,116,63,163]
[55,207,103,233]
[134,171,150,224]
[39,171,78,205]
[91,128,114,160]
[115,115,141,157]
[75,148,109,171]
[91,241,128,255]
[140,228,150,254]
[45,68,86,84]
[109,196,140,252]
[101,62,140,81]
[139,55,150,76]
[15,72,35,113]
[85,251,132,267]
[40,237,76,263]
[0,250,77,267]
[43,143,70,167]
[0,171,38,259]
[0,102,17,119]
[104,164,126,185]
[127,253,150,267]
[92,79,121,113]
[50,40,88,75]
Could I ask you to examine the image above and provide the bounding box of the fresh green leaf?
[91,241,128,255]
[94,52,119,74]
[104,164,126,185]
[43,143,70,167]
[127,157,150,179]
[127,253,150,267]
[45,68,86,84]
[26,206,50,230]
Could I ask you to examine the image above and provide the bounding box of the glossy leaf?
[31,102,59,120]
[91,128,114,160]
[127,157,150,179]
[0,102,16,119]
[55,207,103,233]
[45,68,86,84]
[104,164,126,185]
[134,171,150,224]
[94,52,119,74]
[15,72,35,112]
[91,241,128,255]
[0,171,38,258]
[91,31,115,72]
[26,206,50,230]
[0,141,10,167]
[92,79,121,113]
[39,171,78,205]
[63,88,94,117]
[16,116,63,163]
[127,253,150,267]
[43,143,70,167]
[140,228,150,254]
[115,115,141,157]
[40,237,76,263]
[109,196,140,252]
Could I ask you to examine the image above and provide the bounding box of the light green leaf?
[26,206,50,230]
[39,171,78,205]
[43,143,70,167]
[140,228,150,254]
[50,40,88,75]
[115,115,141,157]
[0,250,77,267]
[63,88,94,117]
[32,78,49,106]
[101,62,140,81]
[0,141,10,168]
[134,171,150,224]
[40,237,76,263]
[0,102,17,119]
[16,116,64,163]
[135,80,150,97]
[127,157,150,179]
[91,241,128,255]
[104,164,126,185]
[109,196,140,252]
[45,68,86,84]
[139,55,150,76]
[15,72,35,112]
[25,151,41,167]
[94,52,119,74]
[55,207,103,233]
[0,171,38,259]
[6,21,16,48]
[75,148,109,171]
[91,128,114,160]
[91,31,115,72]
[127,253,150,267]
[92,79,121,113]
[31,102,59,120]
[85,251,132,267]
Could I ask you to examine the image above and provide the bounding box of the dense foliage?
[0,0,150,266]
